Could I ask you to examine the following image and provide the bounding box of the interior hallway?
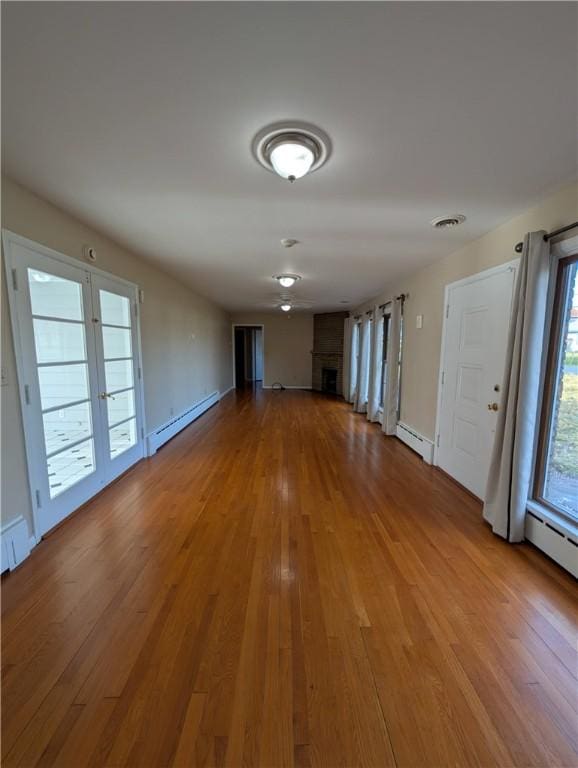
[2,389,577,768]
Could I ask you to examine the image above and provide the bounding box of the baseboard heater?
[1,516,34,573]
[395,422,434,464]
[146,390,221,456]
[525,509,578,578]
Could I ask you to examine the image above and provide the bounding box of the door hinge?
[137,366,142,380]
[11,269,18,291]
[436,433,440,448]
[441,371,445,386]
[35,489,41,508]
[134,302,138,317]
[24,384,31,405]
[445,304,450,319]
[141,426,144,439]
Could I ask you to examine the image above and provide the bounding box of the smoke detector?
[430,214,466,229]
[281,238,299,248]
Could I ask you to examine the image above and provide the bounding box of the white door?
[4,234,145,537]
[91,273,145,484]
[436,262,517,498]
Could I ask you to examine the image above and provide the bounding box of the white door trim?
[231,323,265,388]
[2,229,147,541]
[433,259,519,468]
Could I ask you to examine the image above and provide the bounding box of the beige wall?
[231,313,313,388]
[354,182,578,441]
[1,177,233,529]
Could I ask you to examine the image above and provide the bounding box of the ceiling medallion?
[253,121,331,182]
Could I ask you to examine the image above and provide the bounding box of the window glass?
[539,258,578,519]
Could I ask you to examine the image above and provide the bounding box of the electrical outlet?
[416,314,423,329]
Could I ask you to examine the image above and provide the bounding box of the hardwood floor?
[2,389,577,768]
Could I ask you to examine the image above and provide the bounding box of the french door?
[4,233,145,538]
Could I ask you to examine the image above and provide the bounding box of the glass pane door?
[5,241,105,537]
[91,274,144,483]
[4,233,146,538]
[29,267,97,498]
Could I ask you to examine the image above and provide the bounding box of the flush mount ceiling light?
[253,121,331,182]
[274,274,301,289]
[430,214,466,229]
[280,303,292,312]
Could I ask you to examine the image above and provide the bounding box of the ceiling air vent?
[431,214,466,229]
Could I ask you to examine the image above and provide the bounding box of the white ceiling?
[3,2,577,313]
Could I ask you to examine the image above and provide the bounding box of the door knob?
[487,402,499,411]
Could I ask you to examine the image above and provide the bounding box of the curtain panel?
[367,306,384,422]
[483,231,550,542]
[353,314,372,413]
[342,317,353,402]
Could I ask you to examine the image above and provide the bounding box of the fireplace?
[322,367,338,394]
[311,311,348,396]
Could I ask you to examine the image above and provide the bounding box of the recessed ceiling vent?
[431,214,466,229]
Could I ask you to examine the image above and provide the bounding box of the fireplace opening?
[322,367,338,394]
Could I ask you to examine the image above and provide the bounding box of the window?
[379,313,391,408]
[535,254,578,520]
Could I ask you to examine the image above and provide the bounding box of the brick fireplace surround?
[312,311,349,396]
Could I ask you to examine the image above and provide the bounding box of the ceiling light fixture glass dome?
[280,303,292,312]
[275,274,301,289]
[268,135,317,182]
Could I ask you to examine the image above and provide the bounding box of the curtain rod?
[514,221,578,254]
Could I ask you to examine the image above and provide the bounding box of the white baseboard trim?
[1,516,32,573]
[525,503,578,577]
[262,385,312,390]
[146,390,221,456]
[220,385,235,397]
[396,422,434,464]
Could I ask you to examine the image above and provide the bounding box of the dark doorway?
[234,326,264,389]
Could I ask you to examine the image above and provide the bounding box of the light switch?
[416,314,423,329]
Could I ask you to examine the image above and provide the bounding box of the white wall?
[231,313,313,388]
[1,176,233,530]
[353,182,578,440]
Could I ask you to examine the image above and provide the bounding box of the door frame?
[2,229,147,541]
[433,258,519,469]
[231,323,265,388]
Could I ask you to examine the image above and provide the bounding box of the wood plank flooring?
[2,389,577,767]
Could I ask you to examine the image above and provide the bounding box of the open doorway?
[233,325,264,389]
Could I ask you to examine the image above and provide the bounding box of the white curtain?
[483,231,550,542]
[342,317,352,402]
[349,321,360,403]
[353,314,372,412]
[367,306,383,422]
[381,298,402,435]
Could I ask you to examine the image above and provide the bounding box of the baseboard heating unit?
[395,422,434,464]
[525,506,578,578]
[146,390,221,456]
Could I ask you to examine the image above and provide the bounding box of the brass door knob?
[487,402,499,411]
